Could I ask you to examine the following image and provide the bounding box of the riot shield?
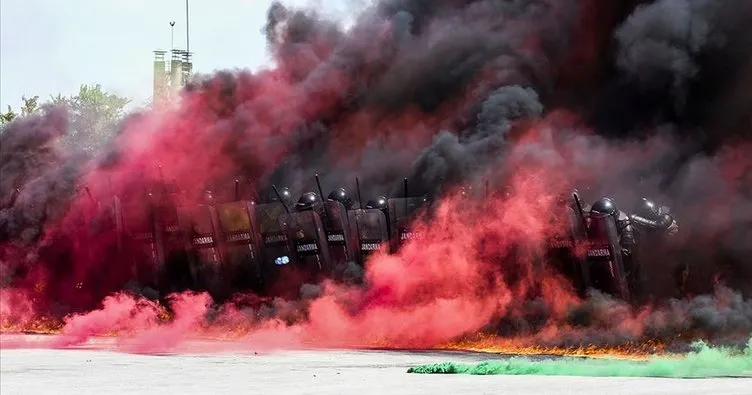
[153,202,192,293]
[112,196,125,252]
[321,201,356,271]
[119,200,161,286]
[546,205,583,293]
[281,210,333,277]
[215,201,262,292]
[184,204,223,291]
[347,208,389,265]
[90,196,132,297]
[387,197,429,252]
[155,203,187,264]
[583,212,631,301]
[569,192,591,296]
[254,202,295,291]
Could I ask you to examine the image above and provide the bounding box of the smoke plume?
[1,0,752,354]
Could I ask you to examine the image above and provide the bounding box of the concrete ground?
[1,343,750,395]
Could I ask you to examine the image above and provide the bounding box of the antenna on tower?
[169,21,175,52]
[185,0,190,56]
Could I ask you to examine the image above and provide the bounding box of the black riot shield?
[155,203,187,264]
[112,196,125,252]
[321,201,356,271]
[347,208,389,265]
[546,204,583,295]
[254,202,295,292]
[119,200,161,286]
[387,197,429,253]
[184,204,223,291]
[280,210,333,278]
[215,201,262,292]
[153,201,192,293]
[111,196,125,253]
[583,212,631,301]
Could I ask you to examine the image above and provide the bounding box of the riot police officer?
[327,188,354,210]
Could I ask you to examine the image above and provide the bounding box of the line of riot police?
[71,172,680,305]
[89,175,433,302]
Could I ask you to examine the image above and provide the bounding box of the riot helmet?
[327,187,353,210]
[269,186,293,204]
[590,197,618,218]
[365,196,388,211]
[635,197,661,220]
[295,191,321,211]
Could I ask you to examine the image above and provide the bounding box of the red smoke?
[1,128,588,353]
[3,111,751,354]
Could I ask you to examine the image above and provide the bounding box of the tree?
[20,95,40,116]
[0,86,129,152]
[0,106,16,125]
[0,95,40,127]
[60,84,130,153]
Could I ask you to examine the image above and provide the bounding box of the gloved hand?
[667,220,679,236]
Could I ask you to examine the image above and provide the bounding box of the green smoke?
[408,339,752,378]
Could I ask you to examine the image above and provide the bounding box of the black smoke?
[0,107,76,244]
[400,85,543,197]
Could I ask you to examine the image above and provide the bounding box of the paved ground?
[1,339,750,395]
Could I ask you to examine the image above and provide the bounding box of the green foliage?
[0,85,130,152]
[0,106,16,125]
[62,84,131,153]
[0,96,39,127]
[20,95,40,116]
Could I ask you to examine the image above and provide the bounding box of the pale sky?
[0,0,357,110]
